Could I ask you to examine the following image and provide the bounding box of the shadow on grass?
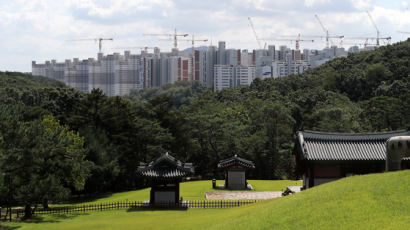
[56,193,114,205]
[9,213,89,225]
[0,225,21,230]
[53,186,151,206]
[126,207,188,212]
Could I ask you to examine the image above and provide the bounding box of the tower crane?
[179,34,208,80]
[366,11,381,47]
[114,46,157,52]
[279,33,343,48]
[343,36,391,47]
[177,34,208,51]
[259,37,314,50]
[314,14,344,48]
[67,38,113,53]
[340,42,375,48]
[248,17,266,50]
[143,29,188,49]
[398,31,410,38]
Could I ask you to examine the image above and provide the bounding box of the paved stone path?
[205,191,282,200]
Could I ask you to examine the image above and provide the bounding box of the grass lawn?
[4,172,410,230]
[59,179,301,205]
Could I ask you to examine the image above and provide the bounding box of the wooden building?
[218,155,255,189]
[295,130,410,189]
[137,152,194,205]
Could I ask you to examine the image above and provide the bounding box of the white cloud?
[304,0,330,7]
[402,1,409,9]
[0,0,407,72]
[350,0,372,10]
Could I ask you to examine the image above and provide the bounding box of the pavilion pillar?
[150,184,156,204]
[309,167,315,188]
[244,169,247,188]
[225,170,229,188]
[175,182,180,204]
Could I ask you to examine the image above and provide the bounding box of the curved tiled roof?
[297,130,410,161]
[137,152,194,178]
[218,155,255,169]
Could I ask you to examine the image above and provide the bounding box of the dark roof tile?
[297,130,410,161]
[218,155,255,169]
[137,152,194,178]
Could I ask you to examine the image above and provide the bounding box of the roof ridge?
[300,129,409,136]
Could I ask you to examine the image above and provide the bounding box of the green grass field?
[2,172,410,230]
[58,179,301,205]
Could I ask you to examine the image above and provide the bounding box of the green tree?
[0,108,91,219]
[361,96,405,131]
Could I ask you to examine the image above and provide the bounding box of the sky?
[0,0,409,72]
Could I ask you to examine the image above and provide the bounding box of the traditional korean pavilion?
[218,155,255,189]
[295,129,410,189]
[137,152,194,205]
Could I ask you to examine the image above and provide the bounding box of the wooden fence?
[3,200,258,219]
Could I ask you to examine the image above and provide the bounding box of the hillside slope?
[0,71,66,89]
[214,170,410,230]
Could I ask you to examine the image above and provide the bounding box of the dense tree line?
[0,39,409,218]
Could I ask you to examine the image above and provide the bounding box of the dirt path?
[205,191,282,200]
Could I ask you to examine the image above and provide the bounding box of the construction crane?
[114,46,157,52]
[398,31,410,34]
[143,29,188,49]
[343,36,391,47]
[67,38,114,53]
[279,33,343,48]
[259,37,314,50]
[340,42,374,48]
[366,11,380,47]
[314,14,344,48]
[179,34,208,80]
[179,34,208,51]
[248,17,266,50]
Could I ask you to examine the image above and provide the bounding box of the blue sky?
[0,0,409,72]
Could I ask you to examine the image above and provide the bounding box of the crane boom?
[366,11,380,47]
[180,34,208,81]
[114,46,156,51]
[260,37,314,50]
[67,38,113,53]
[248,17,263,49]
[143,29,188,49]
[315,14,330,48]
[344,36,391,40]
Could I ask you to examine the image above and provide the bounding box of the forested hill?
[265,38,410,102]
[0,71,66,89]
[0,40,409,203]
[0,71,82,121]
[204,39,410,133]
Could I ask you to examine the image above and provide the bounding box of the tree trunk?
[33,204,38,214]
[4,207,9,220]
[43,199,49,209]
[23,204,32,219]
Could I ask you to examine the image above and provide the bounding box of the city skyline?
[1,0,409,72]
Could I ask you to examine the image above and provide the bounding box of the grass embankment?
[4,173,410,230]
